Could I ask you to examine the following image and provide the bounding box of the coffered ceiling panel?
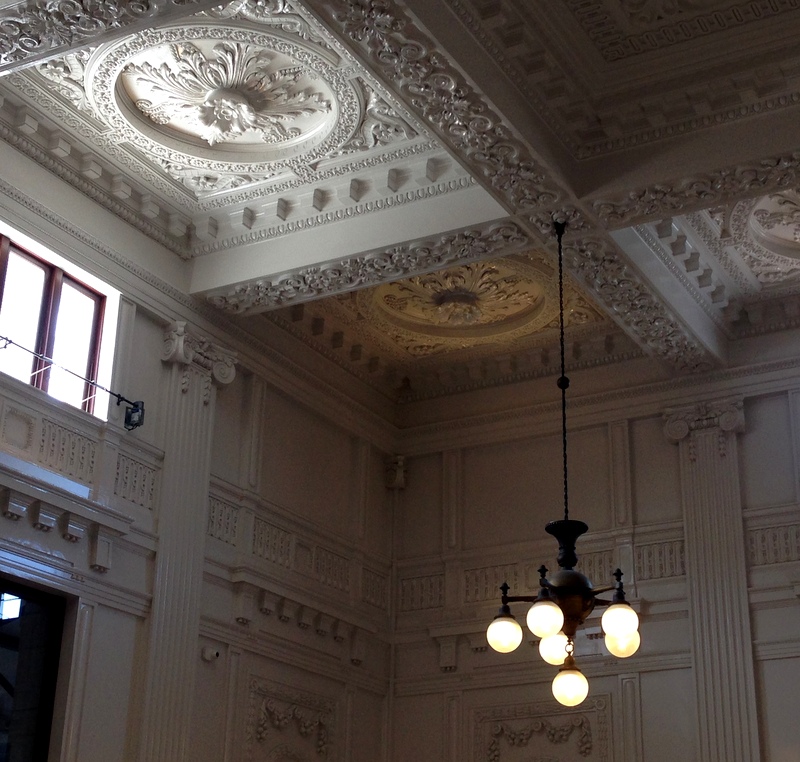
[1,0,800,401]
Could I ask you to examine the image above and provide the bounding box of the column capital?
[663,397,745,444]
[162,320,237,386]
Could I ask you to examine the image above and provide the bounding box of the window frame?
[0,234,106,414]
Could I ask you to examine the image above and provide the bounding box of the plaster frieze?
[591,151,800,229]
[0,0,222,72]
[208,220,531,313]
[565,234,713,372]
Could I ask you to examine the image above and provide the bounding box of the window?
[0,228,118,416]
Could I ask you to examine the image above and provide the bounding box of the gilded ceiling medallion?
[350,256,604,359]
[373,261,545,333]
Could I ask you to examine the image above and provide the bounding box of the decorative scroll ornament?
[34,49,91,110]
[122,41,331,146]
[0,0,153,63]
[752,191,800,242]
[663,398,745,442]
[564,235,713,372]
[161,320,237,387]
[207,221,530,313]
[336,83,417,154]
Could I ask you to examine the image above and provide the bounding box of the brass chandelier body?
[485,221,640,707]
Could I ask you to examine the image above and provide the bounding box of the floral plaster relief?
[120,40,333,148]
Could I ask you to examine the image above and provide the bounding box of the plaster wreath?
[123,41,331,146]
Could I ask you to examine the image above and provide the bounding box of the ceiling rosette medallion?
[85,22,360,185]
[353,256,603,358]
[121,41,332,148]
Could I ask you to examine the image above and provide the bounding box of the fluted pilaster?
[663,398,759,761]
[140,321,236,762]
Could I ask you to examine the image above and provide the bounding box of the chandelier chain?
[555,220,569,522]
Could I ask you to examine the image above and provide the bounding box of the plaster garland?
[207,221,531,313]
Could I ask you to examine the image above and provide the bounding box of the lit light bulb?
[487,614,523,653]
[538,631,569,665]
[604,630,640,658]
[526,599,564,638]
[601,602,639,638]
[552,660,589,706]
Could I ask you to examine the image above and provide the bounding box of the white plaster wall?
[0,161,798,761]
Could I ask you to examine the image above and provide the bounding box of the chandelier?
[485,220,640,707]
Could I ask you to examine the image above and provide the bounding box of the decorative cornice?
[565,234,714,373]
[162,320,237,386]
[208,220,531,313]
[569,0,798,62]
[311,0,580,233]
[193,173,472,257]
[592,151,800,229]
[0,0,222,73]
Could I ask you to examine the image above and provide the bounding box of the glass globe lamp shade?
[538,631,568,665]
[487,615,523,653]
[604,630,641,658]
[601,602,639,638]
[526,599,564,638]
[552,663,589,707]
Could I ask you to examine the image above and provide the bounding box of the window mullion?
[35,266,62,392]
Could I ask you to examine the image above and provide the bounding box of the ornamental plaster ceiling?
[2,1,800,400]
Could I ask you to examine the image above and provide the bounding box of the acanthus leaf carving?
[207,221,530,313]
[122,41,332,147]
